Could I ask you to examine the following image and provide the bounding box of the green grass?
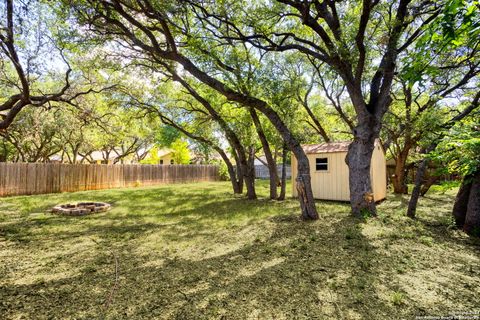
[0,181,479,319]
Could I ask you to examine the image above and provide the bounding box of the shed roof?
[302,141,350,154]
[302,139,382,154]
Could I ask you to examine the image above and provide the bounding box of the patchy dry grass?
[0,181,479,319]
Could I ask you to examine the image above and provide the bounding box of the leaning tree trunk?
[278,143,288,201]
[169,72,254,199]
[250,109,278,199]
[420,175,440,196]
[452,174,473,227]
[346,121,378,217]
[225,138,253,199]
[406,142,439,218]
[217,147,242,194]
[295,151,319,220]
[463,170,480,236]
[406,158,429,218]
[166,57,317,219]
[226,161,242,194]
[246,100,318,219]
[221,144,254,199]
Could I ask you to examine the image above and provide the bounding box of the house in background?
[48,154,63,163]
[291,139,387,202]
[88,151,119,164]
[140,147,177,165]
[47,150,127,164]
[157,148,175,164]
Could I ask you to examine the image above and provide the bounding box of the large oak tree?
[64,0,321,219]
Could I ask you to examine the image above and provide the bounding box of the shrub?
[218,161,230,181]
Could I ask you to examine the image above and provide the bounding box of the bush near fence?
[0,163,219,197]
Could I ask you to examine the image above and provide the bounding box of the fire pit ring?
[52,202,111,216]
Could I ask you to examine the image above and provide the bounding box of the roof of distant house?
[49,154,63,161]
[156,148,173,157]
[89,150,119,161]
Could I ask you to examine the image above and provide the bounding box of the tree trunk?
[217,147,242,194]
[155,111,244,195]
[278,142,288,201]
[171,75,255,199]
[169,56,316,218]
[346,123,378,217]
[295,151,319,219]
[406,158,429,218]
[234,155,244,194]
[244,146,257,200]
[249,108,278,199]
[452,174,473,228]
[463,170,480,236]
[392,151,409,194]
[248,106,317,218]
[420,174,440,196]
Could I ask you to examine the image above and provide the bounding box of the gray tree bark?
[346,115,381,217]
[407,158,429,218]
[392,148,410,194]
[452,174,473,228]
[463,170,480,236]
[244,146,257,199]
[278,143,288,201]
[250,108,278,199]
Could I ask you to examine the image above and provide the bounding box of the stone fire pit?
[51,202,111,216]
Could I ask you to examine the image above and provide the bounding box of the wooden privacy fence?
[0,163,219,197]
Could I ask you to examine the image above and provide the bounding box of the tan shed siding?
[291,142,387,202]
[309,152,350,201]
[291,152,350,201]
[371,144,387,201]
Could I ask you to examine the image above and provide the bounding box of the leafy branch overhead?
[0,0,113,130]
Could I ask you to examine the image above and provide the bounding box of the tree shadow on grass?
[2,185,479,319]
[1,211,405,320]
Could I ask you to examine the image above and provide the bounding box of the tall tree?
[435,116,480,236]
[189,0,448,215]
[401,0,480,217]
[406,91,480,218]
[0,106,62,162]
[125,78,247,195]
[65,0,319,218]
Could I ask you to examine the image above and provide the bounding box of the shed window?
[159,159,164,165]
[170,159,174,165]
[315,158,328,171]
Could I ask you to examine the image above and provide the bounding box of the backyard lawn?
[0,181,479,319]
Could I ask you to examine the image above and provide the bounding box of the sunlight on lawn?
[0,181,479,319]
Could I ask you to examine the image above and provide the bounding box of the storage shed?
[291,140,387,202]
